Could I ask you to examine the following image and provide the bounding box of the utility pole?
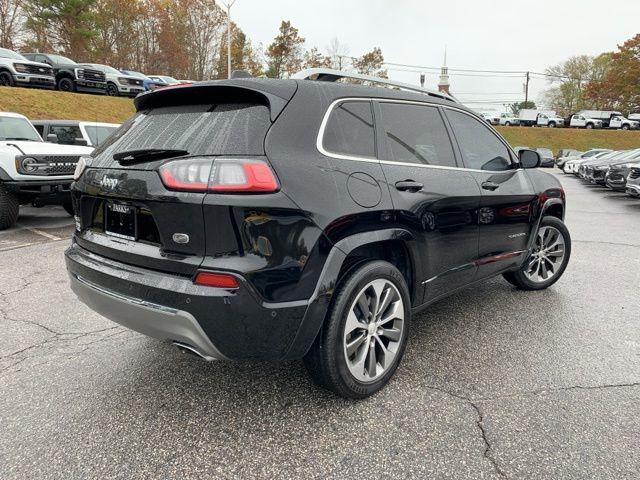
[524,71,530,104]
[222,0,236,79]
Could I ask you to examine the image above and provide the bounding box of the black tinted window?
[50,125,82,145]
[446,110,512,171]
[379,103,456,167]
[92,103,270,168]
[323,101,375,158]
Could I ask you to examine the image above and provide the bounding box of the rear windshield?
[91,103,270,168]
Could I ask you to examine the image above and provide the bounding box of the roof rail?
[292,68,458,103]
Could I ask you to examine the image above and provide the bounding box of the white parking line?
[15,224,61,241]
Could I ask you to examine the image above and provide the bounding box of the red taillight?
[193,271,239,289]
[158,158,278,193]
[158,158,212,192]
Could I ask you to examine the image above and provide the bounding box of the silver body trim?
[69,273,227,360]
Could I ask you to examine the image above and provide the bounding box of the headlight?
[21,157,39,172]
[595,165,608,171]
[75,68,85,79]
[74,156,91,180]
[117,77,129,85]
[13,63,30,73]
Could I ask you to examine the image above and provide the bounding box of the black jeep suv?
[65,76,571,398]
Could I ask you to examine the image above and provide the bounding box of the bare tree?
[325,36,349,70]
[0,0,23,49]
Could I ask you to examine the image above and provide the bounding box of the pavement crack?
[425,385,508,479]
[470,402,508,480]
[476,382,640,401]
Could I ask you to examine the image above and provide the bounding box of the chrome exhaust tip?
[172,341,217,361]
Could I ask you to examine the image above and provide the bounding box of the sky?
[231,0,640,112]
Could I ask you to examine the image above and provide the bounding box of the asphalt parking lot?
[1,171,639,479]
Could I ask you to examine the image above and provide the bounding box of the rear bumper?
[65,242,318,360]
[69,272,227,360]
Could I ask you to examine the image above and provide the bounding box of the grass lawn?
[496,126,640,153]
[0,86,134,123]
[1,86,639,154]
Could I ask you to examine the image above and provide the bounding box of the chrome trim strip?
[316,97,521,174]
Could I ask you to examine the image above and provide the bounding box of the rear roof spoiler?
[134,80,298,122]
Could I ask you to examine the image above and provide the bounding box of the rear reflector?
[193,271,239,289]
[158,158,278,193]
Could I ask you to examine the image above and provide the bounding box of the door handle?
[395,180,423,192]
[481,181,500,191]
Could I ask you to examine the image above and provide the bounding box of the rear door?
[443,107,537,279]
[374,100,481,303]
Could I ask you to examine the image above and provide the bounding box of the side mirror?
[74,137,88,146]
[46,133,58,143]
[519,149,541,169]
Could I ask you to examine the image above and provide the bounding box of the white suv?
[0,112,93,230]
[0,48,55,89]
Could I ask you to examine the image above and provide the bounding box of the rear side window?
[92,103,270,168]
[322,101,376,158]
[445,109,512,171]
[50,125,82,145]
[379,102,457,167]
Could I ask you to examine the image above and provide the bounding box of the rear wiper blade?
[113,148,189,165]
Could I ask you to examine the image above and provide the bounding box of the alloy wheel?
[524,226,566,283]
[343,279,404,382]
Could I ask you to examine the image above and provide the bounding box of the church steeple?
[438,47,450,95]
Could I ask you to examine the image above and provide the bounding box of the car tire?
[503,216,571,291]
[0,70,15,87]
[57,77,76,92]
[0,185,20,230]
[505,121,511,126]
[106,82,119,96]
[62,201,74,216]
[622,124,630,131]
[586,123,593,129]
[303,260,411,399]
[548,122,556,128]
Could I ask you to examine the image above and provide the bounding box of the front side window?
[445,109,512,171]
[322,101,376,158]
[50,125,83,145]
[379,102,457,167]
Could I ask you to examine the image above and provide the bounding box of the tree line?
[0,0,386,80]
[543,33,640,115]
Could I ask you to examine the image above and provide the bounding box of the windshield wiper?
[113,148,189,165]
[4,137,37,141]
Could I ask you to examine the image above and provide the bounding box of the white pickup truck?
[0,112,93,230]
[608,115,639,130]
[518,109,565,127]
[569,114,603,129]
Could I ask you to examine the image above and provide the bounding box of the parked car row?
[0,47,190,97]
[561,147,640,197]
[478,108,640,130]
[0,111,120,230]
